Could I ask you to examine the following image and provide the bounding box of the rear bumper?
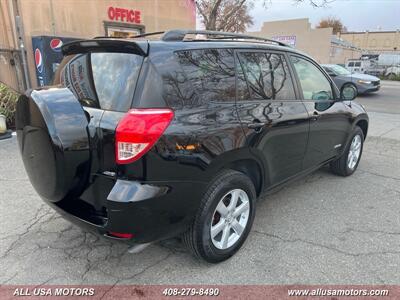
[46,178,207,244]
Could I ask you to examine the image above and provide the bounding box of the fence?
[0,48,25,93]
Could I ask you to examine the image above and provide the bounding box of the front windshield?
[329,65,351,75]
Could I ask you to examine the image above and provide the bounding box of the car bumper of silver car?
[358,83,380,94]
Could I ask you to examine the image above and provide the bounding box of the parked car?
[385,65,400,80]
[322,64,380,97]
[345,58,383,77]
[345,59,367,73]
[16,30,368,263]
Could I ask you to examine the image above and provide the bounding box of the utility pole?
[15,16,30,90]
[12,0,31,90]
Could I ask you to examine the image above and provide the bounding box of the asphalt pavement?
[0,81,399,285]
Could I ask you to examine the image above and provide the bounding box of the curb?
[0,130,12,140]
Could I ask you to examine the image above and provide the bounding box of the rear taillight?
[115,108,174,164]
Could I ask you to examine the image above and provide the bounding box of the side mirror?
[312,91,331,101]
[341,85,357,100]
[328,72,337,77]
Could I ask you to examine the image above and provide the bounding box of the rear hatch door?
[17,39,147,210]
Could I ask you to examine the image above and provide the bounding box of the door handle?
[247,122,266,130]
[310,112,320,122]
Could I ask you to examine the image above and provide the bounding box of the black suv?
[16,30,368,263]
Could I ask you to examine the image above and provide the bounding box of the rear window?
[55,52,143,111]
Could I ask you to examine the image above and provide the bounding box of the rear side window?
[173,49,235,105]
[236,52,296,100]
[56,52,143,111]
[348,62,354,67]
[354,62,361,67]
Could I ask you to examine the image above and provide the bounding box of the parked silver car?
[322,64,380,97]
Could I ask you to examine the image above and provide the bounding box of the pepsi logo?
[34,48,43,73]
[50,38,63,52]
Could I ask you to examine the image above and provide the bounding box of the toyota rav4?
[16,30,368,263]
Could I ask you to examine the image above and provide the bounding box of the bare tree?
[196,0,335,32]
[221,0,253,32]
[292,0,335,7]
[317,16,347,34]
[196,0,252,32]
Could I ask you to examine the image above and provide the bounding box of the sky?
[247,0,400,32]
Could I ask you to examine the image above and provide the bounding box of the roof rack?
[93,30,290,47]
[160,30,290,47]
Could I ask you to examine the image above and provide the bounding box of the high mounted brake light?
[115,108,174,164]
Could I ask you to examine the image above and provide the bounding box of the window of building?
[236,52,295,100]
[107,27,141,38]
[291,56,333,101]
[104,21,144,38]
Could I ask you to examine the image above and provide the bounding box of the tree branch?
[195,1,209,24]
[216,0,247,31]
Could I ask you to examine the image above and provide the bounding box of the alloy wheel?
[210,189,250,250]
[347,134,362,170]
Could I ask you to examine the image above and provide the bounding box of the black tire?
[330,126,364,176]
[341,83,358,98]
[183,169,256,263]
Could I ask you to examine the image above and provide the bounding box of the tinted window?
[348,62,354,67]
[91,53,142,111]
[355,62,361,67]
[291,56,333,101]
[174,49,235,105]
[57,52,143,111]
[236,52,295,100]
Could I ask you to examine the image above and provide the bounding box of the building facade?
[247,18,361,65]
[339,30,400,53]
[0,0,196,92]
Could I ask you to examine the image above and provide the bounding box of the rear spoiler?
[61,39,148,57]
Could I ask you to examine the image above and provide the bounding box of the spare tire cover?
[16,88,90,203]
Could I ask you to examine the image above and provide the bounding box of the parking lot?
[0,80,399,285]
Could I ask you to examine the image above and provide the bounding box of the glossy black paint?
[16,38,369,244]
[16,88,90,203]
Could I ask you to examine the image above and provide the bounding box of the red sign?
[107,6,141,24]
